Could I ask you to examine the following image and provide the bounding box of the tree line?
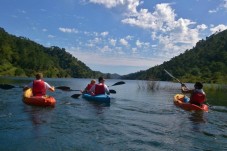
[0,27,104,78]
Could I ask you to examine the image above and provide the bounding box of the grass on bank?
[137,80,160,91]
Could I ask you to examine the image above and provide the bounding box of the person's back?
[24,73,55,96]
[181,82,206,106]
[94,83,105,95]
[190,86,206,106]
[33,79,46,96]
[82,79,96,93]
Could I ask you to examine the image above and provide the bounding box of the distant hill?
[122,30,227,84]
[0,27,120,78]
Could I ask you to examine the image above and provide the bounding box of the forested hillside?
[122,30,227,84]
[0,27,104,78]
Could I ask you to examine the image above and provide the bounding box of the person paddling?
[81,79,96,93]
[181,82,206,106]
[24,73,55,96]
[89,77,110,95]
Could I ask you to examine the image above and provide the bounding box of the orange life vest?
[190,92,205,106]
[94,84,105,95]
[32,80,46,96]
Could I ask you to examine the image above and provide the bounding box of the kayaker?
[81,79,96,93]
[24,73,55,96]
[181,82,206,106]
[89,77,110,95]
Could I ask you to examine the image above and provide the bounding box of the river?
[0,77,226,151]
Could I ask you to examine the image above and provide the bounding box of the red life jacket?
[32,80,46,96]
[190,92,205,106]
[94,84,105,95]
[86,84,94,91]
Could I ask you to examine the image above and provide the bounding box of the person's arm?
[23,82,33,91]
[181,84,193,94]
[45,82,55,92]
[104,84,110,95]
[89,85,95,95]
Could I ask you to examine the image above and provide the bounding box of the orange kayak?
[23,88,56,107]
[173,94,208,112]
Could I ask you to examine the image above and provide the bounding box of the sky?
[1,0,227,75]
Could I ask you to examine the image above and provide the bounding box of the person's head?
[35,73,43,80]
[98,76,105,83]
[194,82,203,89]
[90,79,96,84]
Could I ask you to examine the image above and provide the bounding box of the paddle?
[70,81,125,98]
[109,81,125,87]
[56,86,80,91]
[164,69,184,85]
[0,84,23,90]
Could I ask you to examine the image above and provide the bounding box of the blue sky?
[1,0,227,75]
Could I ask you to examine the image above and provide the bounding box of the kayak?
[82,93,110,103]
[23,88,56,107]
[173,94,208,112]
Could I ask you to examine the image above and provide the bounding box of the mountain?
[122,30,227,84]
[0,27,120,78]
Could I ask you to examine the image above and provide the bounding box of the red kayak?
[23,88,56,107]
[173,94,208,112]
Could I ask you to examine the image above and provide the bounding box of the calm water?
[0,77,226,151]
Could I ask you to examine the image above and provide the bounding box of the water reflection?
[189,111,207,132]
[85,100,110,114]
[23,106,54,125]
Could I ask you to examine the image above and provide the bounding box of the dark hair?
[98,77,104,82]
[35,73,43,79]
[194,82,203,89]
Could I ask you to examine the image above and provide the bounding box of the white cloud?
[42,28,48,32]
[100,45,112,52]
[101,31,109,36]
[208,9,219,13]
[121,3,205,57]
[89,0,125,8]
[48,35,55,38]
[210,24,227,34]
[197,24,208,31]
[85,1,207,58]
[125,35,133,40]
[89,37,102,44]
[87,1,226,59]
[59,27,79,33]
[135,40,150,48]
[136,40,143,48]
[119,38,129,46]
[208,0,227,13]
[109,38,117,46]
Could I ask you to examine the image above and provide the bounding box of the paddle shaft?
[164,69,183,85]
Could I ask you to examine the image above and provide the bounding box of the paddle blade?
[0,84,15,90]
[56,86,71,91]
[111,81,125,86]
[109,89,116,94]
[71,94,81,99]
